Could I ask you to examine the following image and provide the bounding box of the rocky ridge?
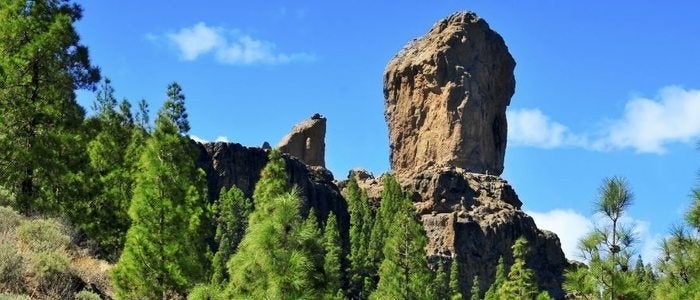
[276,113,327,167]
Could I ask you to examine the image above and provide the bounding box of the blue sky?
[74,1,700,261]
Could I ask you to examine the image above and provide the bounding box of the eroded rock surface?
[346,167,567,298]
[277,114,326,167]
[384,11,515,176]
[194,142,348,244]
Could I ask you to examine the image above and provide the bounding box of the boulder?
[277,114,326,167]
[384,11,515,176]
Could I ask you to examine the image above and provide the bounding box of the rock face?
[277,114,326,167]
[194,141,348,245]
[384,11,515,176]
[347,167,567,298]
[370,11,567,298]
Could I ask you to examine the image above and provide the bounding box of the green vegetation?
[111,84,210,299]
[2,1,700,299]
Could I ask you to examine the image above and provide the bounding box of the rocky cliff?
[384,11,515,177]
[378,11,567,298]
[194,142,348,244]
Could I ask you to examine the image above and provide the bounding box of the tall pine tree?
[497,237,541,299]
[370,176,433,300]
[225,150,324,299]
[346,174,374,297]
[0,0,100,214]
[210,186,252,285]
[111,83,209,299]
[324,212,343,298]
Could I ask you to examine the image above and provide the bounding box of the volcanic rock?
[277,114,327,167]
[194,141,348,242]
[384,11,515,176]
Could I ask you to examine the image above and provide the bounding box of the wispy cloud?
[161,22,314,65]
[509,86,700,153]
[527,209,661,263]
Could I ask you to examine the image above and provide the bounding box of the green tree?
[226,191,324,299]
[469,275,479,300]
[346,174,374,297]
[564,177,644,299]
[484,257,505,300]
[324,212,343,298]
[0,0,100,214]
[497,237,540,299]
[111,83,209,299]
[366,175,405,292]
[433,261,449,300]
[449,259,462,300]
[225,151,324,299]
[655,174,700,299]
[74,78,134,260]
[370,179,433,300]
[210,186,252,285]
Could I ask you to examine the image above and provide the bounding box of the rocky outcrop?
[347,167,567,298]
[384,11,515,177]
[194,142,348,244]
[277,114,326,167]
[370,11,567,298]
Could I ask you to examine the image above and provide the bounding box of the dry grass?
[0,206,114,299]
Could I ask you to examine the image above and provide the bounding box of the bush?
[188,284,226,300]
[0,206,23,234]
[16,219,69,252]
[74,290,101,300]
[0,293,30,300]
[0,187,15,207]
[0,241,24,292]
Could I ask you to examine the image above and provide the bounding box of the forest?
[1,1,699,299]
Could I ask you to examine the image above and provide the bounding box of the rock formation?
[384,11,515,176]
[277,114,326,167]
[195,141,348,245]
[372,11,565,298]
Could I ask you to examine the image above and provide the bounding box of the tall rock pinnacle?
[384,11,515,176]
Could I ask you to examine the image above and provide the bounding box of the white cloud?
[595,86,700,153]
[527,209,661,263]
[214,136,229,143]
[527,209,593,260]
[164,22,314,65]
[509,86,700,153]
[189,135,208,144]
[507,108,587,149]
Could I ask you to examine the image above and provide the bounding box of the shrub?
[0,293,30,300]
[16,219,69,252]
[0,206,23,234]
[0,187,15,207]
[187,284,226,300]
[74,290,101,300]
[0,241,24,292]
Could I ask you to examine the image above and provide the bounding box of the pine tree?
[469,276,479,300]
[450,260,463,300]
[433,261,449,300]
[346,174,374,297]
[210,186,252,285]
[484,257,505,300]
[225,151,324,299]
[655,175,700,299]
[0,0,100,214]
[75,78,134,260]
[324,212,343,298]
[111,83,209,299]
[367,175,405,291]
[563,177,642,299]
[226,191,324,299]
[497,237,539,299]
[370,183,433,300]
